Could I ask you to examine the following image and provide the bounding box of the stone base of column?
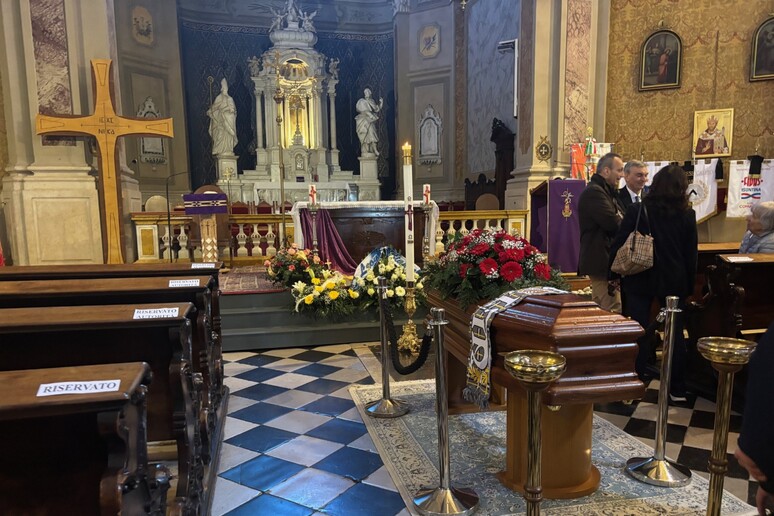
[505,165,560,211]
[2,168,104,265]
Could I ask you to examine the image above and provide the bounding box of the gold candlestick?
[697,336,757,516]
[504,350,566,516]
[397,282,420,354]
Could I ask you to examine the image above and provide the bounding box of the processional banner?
[727,160,774,218]
[691,159,719,224]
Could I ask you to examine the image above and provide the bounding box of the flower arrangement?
[264,243,323,289]
[290,268,360,319]
[423,228,569,309]
[351,247,425,313]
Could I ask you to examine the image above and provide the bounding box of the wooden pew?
[0,275,227,464]
[0,362,170,515]
[0,262,224,351]
[0,302,207,516]
[685,253,774,406]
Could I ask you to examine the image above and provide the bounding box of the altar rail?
[131,209,526,263]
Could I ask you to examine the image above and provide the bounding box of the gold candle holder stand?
[697,336,757,516]
[397,282,420,354]
[308,202,319,258]
[504,350,567,516]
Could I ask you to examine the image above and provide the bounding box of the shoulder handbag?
[611,202,654,276]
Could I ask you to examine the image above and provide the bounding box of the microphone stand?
[165,171,190,263]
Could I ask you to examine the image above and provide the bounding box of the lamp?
[165,171,190,263]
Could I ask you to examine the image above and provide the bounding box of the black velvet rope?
[379,295,433,375]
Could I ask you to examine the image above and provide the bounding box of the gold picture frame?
[639,30,682,91]
[750,17,774,81]
[693,108,734,158]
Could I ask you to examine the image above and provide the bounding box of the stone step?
[220,291,290,310]
[222,321,382,351]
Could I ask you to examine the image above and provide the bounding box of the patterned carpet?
[351,379,756,516]
[221,266,285,295]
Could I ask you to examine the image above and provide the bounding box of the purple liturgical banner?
[546,180,585,273]
[182,193,229,215]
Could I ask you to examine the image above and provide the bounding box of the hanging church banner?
[690,159,719,224]
[726,160,774,218]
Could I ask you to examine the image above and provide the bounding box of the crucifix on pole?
[36,59,174,264]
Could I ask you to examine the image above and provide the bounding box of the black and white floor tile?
[212,344,758,515]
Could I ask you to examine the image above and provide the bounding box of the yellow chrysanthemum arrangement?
[290,269,357,319]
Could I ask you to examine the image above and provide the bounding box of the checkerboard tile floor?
[212,344,758,515]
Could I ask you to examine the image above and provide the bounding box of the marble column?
[327,85,341,175]
[0,0,105,264]
[505,0,610,211]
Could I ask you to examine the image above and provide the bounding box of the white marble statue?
[355,88,383,157]
[207,78,237,156]
[300,10,317,32]
[286,0,300,29]
[247,55,262,76]
[328,57,340,80]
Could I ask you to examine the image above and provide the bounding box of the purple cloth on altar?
[546,180,584,273]
[182,193,229,214]
[300,209,358,275]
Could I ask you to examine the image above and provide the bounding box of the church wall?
[178,22,395,193]
[605,1,774,166]
[605,0,774,242]
[113,1,190,203]
[465,0,519,178]
[0,65,8,261]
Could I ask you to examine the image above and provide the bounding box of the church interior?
[0,0,773,515]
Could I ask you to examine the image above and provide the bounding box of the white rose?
[386,289,395,297]
[395,286,406,297]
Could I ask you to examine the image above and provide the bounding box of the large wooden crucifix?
[36,59,174,263]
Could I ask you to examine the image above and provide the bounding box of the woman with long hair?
[610,164,697,401]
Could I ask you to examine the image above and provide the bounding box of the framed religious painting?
[639,30,682,91]
[693,108,734,158]
[750,17,774,81]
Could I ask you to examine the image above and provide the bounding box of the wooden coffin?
[428,290,645,499]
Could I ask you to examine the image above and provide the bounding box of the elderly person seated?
[739,201,774,254]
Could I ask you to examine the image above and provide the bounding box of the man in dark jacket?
[619,160,649,211]
[735,320,774,515]
[578,152,625,312]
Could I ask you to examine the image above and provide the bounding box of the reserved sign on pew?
[169,279,201,287]
[133,307,180,319]
[37,379,121,396]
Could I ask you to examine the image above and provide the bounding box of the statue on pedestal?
[355,88,383,157]
[207,78,237,156]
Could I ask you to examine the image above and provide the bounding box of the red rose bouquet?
[424,228,568,309]
[265,243,324,288]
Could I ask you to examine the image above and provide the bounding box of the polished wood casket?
[428,290,645,499]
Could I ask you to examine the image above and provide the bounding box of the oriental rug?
[350,380,755,516]
[220,266,284,295]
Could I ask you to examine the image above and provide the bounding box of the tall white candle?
[308,184,317,205]
[402,142,415,283]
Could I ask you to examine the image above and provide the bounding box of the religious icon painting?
[750,17,774,81]
[639,30,682,91]
[131,6,154,47]
[693,108,734,159]
[418,24,441,59]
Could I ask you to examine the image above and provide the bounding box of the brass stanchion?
[365,277,409,418]
[697,336,757,516]
[504,350,566,516]
[626,296,692,486]
[413,307,479,516]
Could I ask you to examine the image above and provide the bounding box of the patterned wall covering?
[466,0,519,176]
[178,21,395,192]
[606,0,774,163]
[562,0,592,148]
